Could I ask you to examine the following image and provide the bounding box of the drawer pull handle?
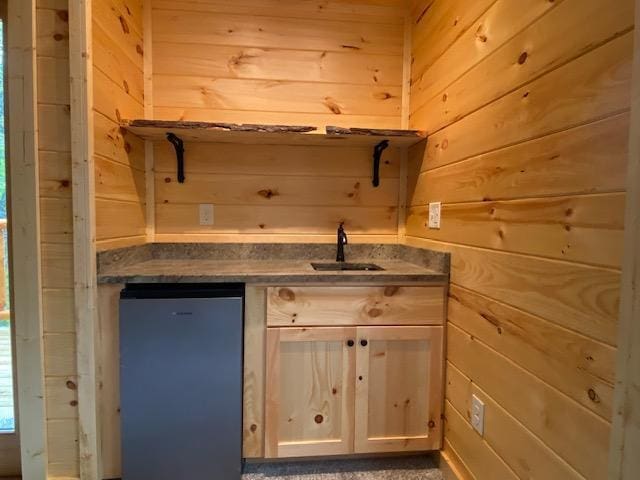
[347,340,355,347]
[360,339,368,347]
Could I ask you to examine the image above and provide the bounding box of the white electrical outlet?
[428,202,441,229]
[471,394,485,435]
[199,204,214,226]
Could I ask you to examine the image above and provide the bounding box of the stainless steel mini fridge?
[119,284,244,480]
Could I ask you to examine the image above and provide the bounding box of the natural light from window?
[0,18,15,434]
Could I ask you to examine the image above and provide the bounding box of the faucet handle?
[338,222,348,244]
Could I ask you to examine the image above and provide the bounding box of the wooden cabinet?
[263,286,445,459]
[265,327,356,458]
[354,327,442,453]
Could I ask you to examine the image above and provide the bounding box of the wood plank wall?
[36,0,80,477]
[148,0,409,243]
[153,142,402,243]
[406,1,633,479]
[150,0,406,130]
[92,0,146,251]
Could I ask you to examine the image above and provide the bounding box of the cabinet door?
[354,326,443,453]
[265,327,356,458]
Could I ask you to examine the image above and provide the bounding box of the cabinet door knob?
[360,339,368,347]
[347,340,354,347]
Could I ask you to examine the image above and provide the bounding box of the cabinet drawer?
[267,286,445,327]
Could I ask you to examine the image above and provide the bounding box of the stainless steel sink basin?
[311,262,385,271]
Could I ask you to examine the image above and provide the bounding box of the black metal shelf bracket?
[372,139,389,188]
[166,132,185,183]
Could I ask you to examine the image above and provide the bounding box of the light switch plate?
[199,204,214,226]
[428,202,441,229]
[471,394,485,436]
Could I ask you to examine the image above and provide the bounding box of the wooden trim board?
[401,11,412,129]
[97,284,124,479]
[439,442,474,480]
[143,0,153,118]
[143,0,155,242]
[69,0,100,478]
[144,140,155,242]
[243,285,266,459]
[7,0,48,477]
[397,148,408,242]
[608,0,640,477]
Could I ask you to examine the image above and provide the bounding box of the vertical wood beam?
[401,10,412,130]
[143,0,154,242]
[143,0,153,119]
[609,1,640,478]
[398,7,412,244]
[145,141,155,242]
[69,0,99,478]
[243,285,266,458]
[7,0,48,477]
[97,284,124,478]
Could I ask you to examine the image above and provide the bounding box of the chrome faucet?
[336,223,348,262]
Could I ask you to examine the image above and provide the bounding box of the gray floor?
[243,456,443,480]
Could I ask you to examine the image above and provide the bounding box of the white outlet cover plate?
[199,204,214,226]
[471,394,485,436]
[428,202,441,229]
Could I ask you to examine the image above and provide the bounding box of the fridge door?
[120,295,243,480]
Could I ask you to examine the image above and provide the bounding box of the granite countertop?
[98,258,446,284]
[97,243,449,284]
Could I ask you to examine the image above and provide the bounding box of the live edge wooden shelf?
[120,119,428,148]
[120,119,428,185]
